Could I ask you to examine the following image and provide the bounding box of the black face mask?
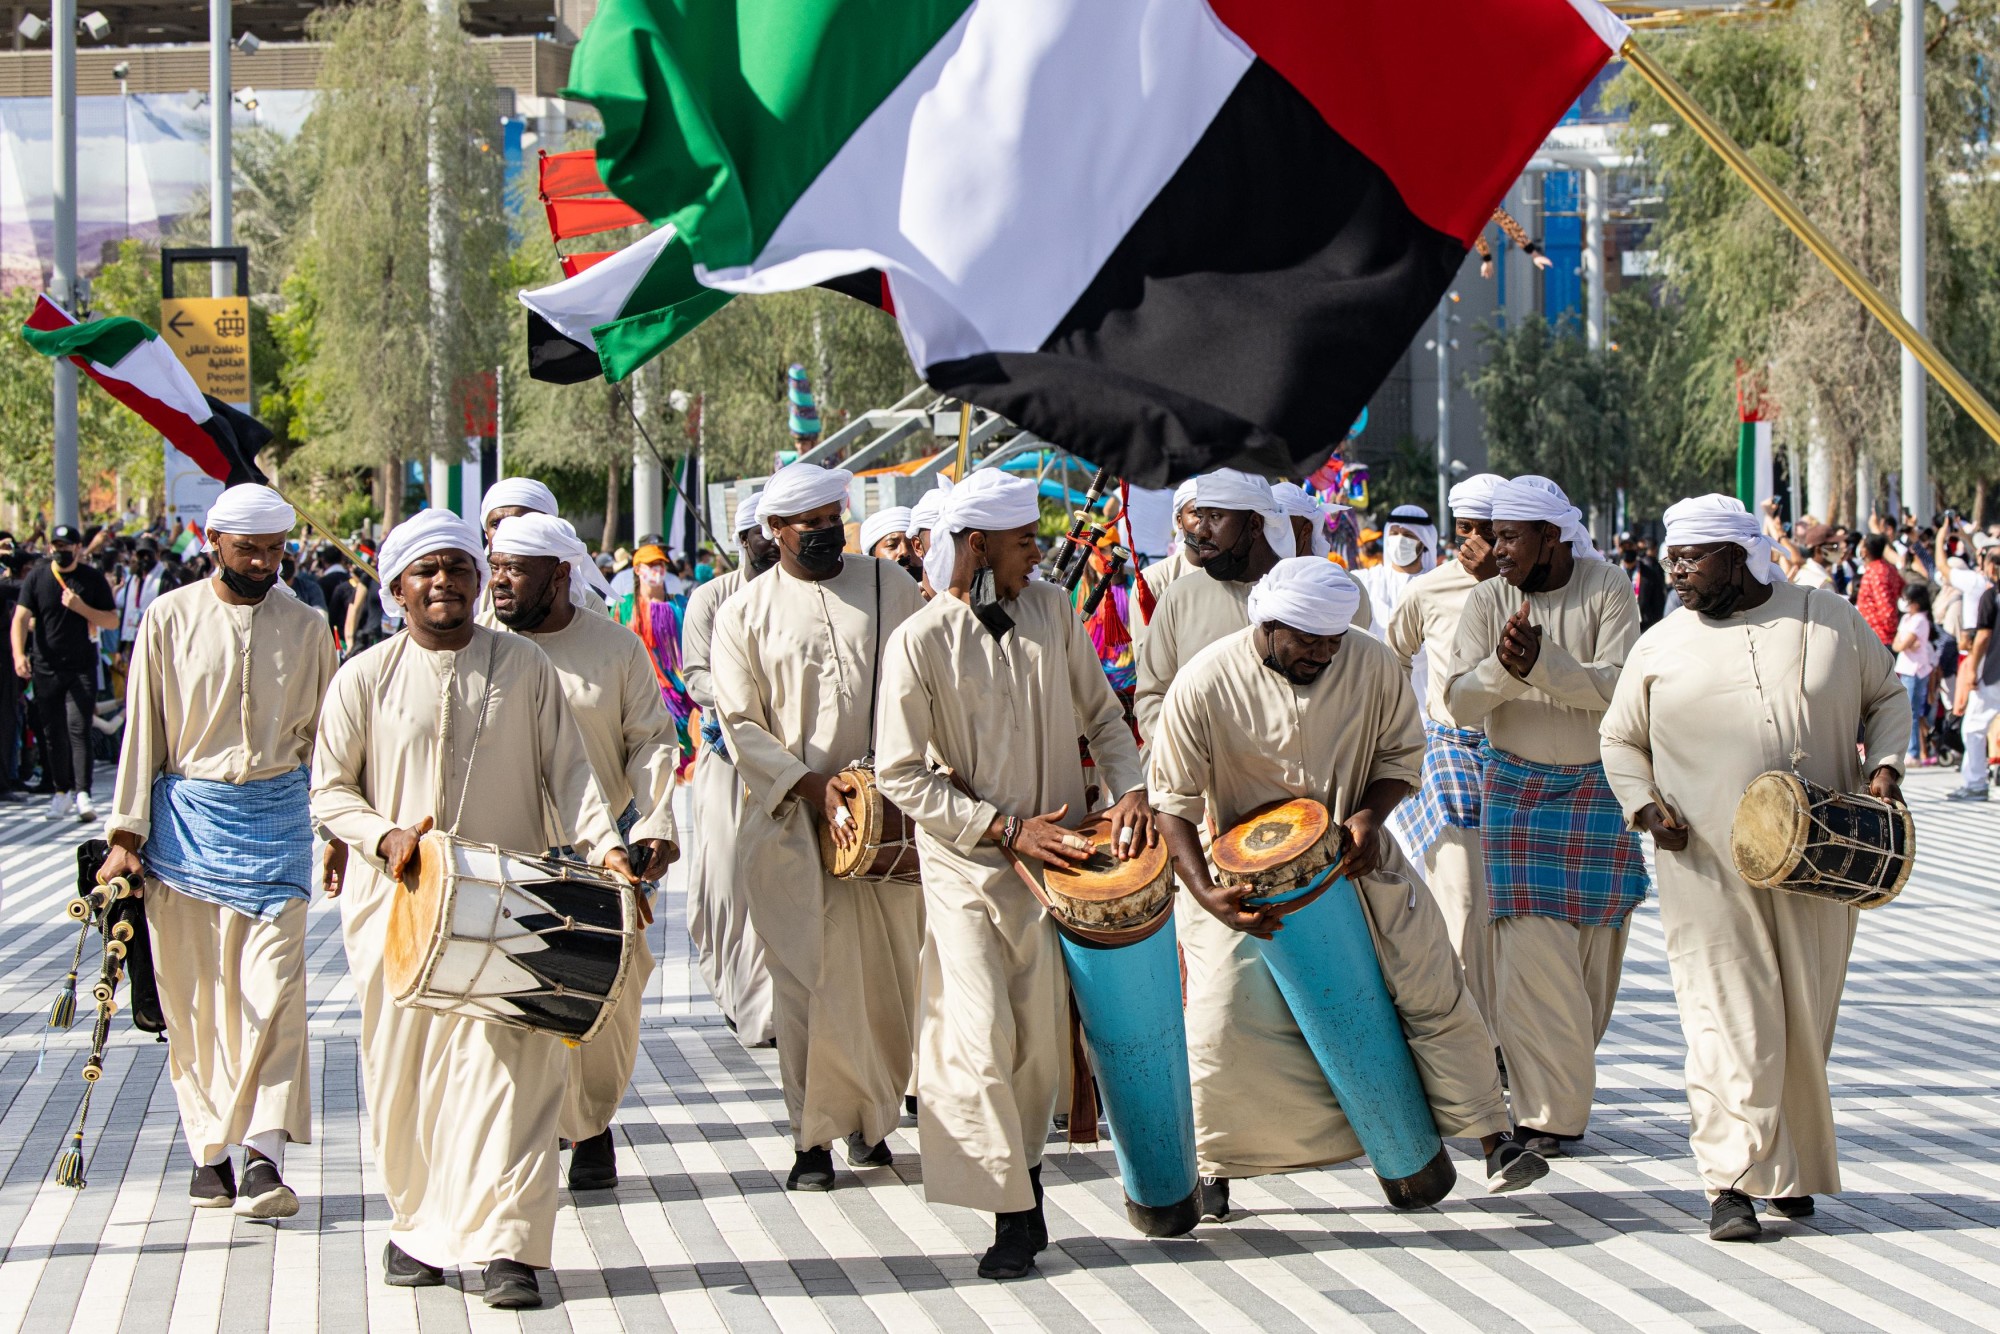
[53,548,76,569]
[895,552,924,582]
[970,566,1015,639]
[1201,521,1256,583]
[1517,545,1555,595]
[218,564,279,601]
[792,526,845,576]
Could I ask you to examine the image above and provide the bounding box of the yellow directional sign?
[158,296,251,405]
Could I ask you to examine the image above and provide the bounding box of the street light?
[78,10,107,41]
[233,30,259,54]
[15,13,45,40]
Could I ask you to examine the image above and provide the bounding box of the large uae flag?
[569,0,1627,486]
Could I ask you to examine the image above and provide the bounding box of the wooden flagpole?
[1621,37,2000,450]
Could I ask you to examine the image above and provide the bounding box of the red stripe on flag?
[544,196,649,241]
[558,251,618,279]
[539,149,612,201]
[78,363,233,481]
[26,294,73,333]
[1205,0,1616,246]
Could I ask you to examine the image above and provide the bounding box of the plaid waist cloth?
[1479,742,1647,928]
[1391,722,1485,859]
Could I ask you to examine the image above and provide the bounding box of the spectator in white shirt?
[1892,584,1938,766]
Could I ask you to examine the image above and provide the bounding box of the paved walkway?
[1,772,1998,1331]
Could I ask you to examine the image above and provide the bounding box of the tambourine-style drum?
[1731,771,1915,910]
[1215,798,1456,1211]
[1040,815,1200,1238]
[818,762,921,884]
[386,832,637,1042]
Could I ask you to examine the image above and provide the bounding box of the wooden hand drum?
[1040,815,1173,947]
[1213,798,1344,896]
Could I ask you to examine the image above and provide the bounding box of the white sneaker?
[45,792,72,821]
[73,792,96,821]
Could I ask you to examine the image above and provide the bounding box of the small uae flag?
[22,296,270,486]
[569,0,1628,486]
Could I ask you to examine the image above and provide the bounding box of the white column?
[1856,454,1874,525]
[633,446,663,545]
[425,0,454,475]
[429,454,452,512]
[1434,297,1451,524]
[1807,414,1832,520]
[460,445,482,520]
[51,0,77,526]
[1900,0,1929,524]
[1583,167,1606,352]
[1752,421,1774,514]
[211,0,232,296]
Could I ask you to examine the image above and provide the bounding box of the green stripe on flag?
[568,0,972,271]
[21,314,156,367]
[595,283,733,382]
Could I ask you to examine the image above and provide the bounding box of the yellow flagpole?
[1621,36,2000,450]
[266,483,379,584]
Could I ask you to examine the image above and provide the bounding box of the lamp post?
[52,0,77,527]
[1899,0,1930,524]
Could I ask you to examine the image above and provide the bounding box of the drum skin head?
[1732,772,1809,889]
[385,831,449,1000]
[1043,815,1169,904]
[1214,799,1332,878]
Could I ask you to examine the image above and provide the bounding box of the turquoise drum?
[1216,798,1453,1210]
[1041,816,1202,1238]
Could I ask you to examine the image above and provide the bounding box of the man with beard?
[710,462,925,1191]
[1444,476,1643,1159]
[860,505,923,581]
[1600,496,1906,1241]
[486,512,680,1193]
[1385,474,1505,1034]
[680,495,779,1046]
[101,485,338,1218]
[875,468,1154,1279]
[312,508,631,1309]
[14,522,118,820]
[1134,469,1371,743]
[1149,558,1543,1217]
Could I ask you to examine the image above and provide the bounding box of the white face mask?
[1386,534,1423,568]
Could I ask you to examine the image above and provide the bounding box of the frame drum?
[1731,770,1914,910]
[1040,814,1173,946]
[385,832,637,1042]
[819,763,922,884]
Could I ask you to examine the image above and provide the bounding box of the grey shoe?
[1484,1140,1550,1194]
[844,1132,893,1167]
[1945,785,1991,802]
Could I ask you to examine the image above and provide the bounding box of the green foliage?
[1466,315,1631,521]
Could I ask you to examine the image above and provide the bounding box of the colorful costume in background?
[632,591,696,777]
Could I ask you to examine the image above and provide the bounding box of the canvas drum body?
[1731,770,1915,910]
[385,831,637,1042]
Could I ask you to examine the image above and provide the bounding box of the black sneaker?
[568,1129,618,1191]
[844,1132,893,1167]
[1200,1175,1230,1221]
[1764,1195,1814,1218]
[482,1259,542,1309]
[1710,1189,1762,1242]
[787,1146,836,1191]
[1028,1164,1048,1250]
[234,1154,299,1219]
[189,1159,236,1209]
[904,1094,918,1118]
[383,1241,444,1288]
[977,1206,1045,1280]
[1484,1139,1550,1194]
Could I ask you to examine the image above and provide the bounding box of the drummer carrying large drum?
[1601,494,1909,1244]
[1149,557,1547,1219]
[312,508,633,1310]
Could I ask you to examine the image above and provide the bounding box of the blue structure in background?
[1542,170,1583,327]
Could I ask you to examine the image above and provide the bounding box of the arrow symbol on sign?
[167,311,193,338]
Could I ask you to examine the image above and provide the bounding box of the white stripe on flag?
[94,335,214,427]
[694,0,1252,370]
[1564,0,1631,54]
[517,225,680,351]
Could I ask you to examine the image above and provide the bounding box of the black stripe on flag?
[527,310,608,385]
[926,59,1467,488]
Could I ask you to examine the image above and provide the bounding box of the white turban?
[490,512,616,606]
[478,477,558,528]
[1269,482,1331,558]
[1246,557,1363,637]
[860,506,913,557]
[923,468,1042,593]
[733,491,761,537]
[202,484,295,548]
[1168,476,1200,553]
[1490,475,1600,560]
[907,476,954,537]
[378,508,490,618]
[1385,503,1439,572]
[1662,494,1778,585]
[1193,469,1292,564]
[758,461,853,538]
[1448,473,1506,521]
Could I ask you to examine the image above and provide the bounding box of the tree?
[1465,315,1631,523]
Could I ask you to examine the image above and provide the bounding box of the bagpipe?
[47,839,163,1188]
[1049,465,1129,620]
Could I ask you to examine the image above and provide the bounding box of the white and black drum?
[1730,771,1915,910]
[818,761,921,884]
[385,831,638,1041]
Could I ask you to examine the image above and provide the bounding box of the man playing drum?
[710,461,925,1192]
[312,508,632,1310]
[679,493,779,1048]
[101,484,338,1218]
[1443,476,1643,1160]
[1133,469,1370,743]
[875,468,1156,1280]
[1384,474,1506,1035]
[1148,558,1543,1218]
[1600,495,1908,1242]
[486,512,680,1193]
